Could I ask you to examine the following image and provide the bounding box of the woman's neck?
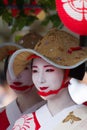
[47,87,75,116]
[16,87,42,113]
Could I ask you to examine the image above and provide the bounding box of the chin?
[14,87,32,94]
[41,94,56,101]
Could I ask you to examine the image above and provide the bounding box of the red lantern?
[56,0,87,35]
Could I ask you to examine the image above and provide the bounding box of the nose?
[17,73,21,79]
[38,72,45,83]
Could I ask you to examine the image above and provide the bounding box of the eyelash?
[32,70,37,73]
[46,69,54,72]
[32,69,54,73]
[24,67,28,70]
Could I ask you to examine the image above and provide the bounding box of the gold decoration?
[62,111,81,124]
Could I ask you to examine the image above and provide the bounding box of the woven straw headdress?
[0,32,42,61]
[17,31,42,49]
[8,28,87,79]
[0,43,23,61]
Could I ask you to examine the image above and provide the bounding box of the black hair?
[69,63,85,80]
[4,55,10,79]
[69,36,87,80]
[0,70,7,86]
[80,36,87,72]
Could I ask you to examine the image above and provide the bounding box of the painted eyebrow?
[32,66,38,68]
[44,65,53,68]
[32,65,54,68]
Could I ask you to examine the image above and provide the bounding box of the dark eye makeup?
[46,69,55,72]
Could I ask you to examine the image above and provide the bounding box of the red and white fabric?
[12,103,87,130]
[0,99,45,130]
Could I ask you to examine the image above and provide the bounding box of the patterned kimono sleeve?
[12,112,40,130]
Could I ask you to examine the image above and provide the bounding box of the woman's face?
[32,58,64,100]
[7,64,33,93]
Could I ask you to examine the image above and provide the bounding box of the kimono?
[12,104,87,130]
[0,99,45,130]
[53,105,87,130]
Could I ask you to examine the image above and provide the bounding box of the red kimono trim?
[0,109,10,130]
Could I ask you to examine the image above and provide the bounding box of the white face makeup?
[7,64,33,92]
[32,58,64,100]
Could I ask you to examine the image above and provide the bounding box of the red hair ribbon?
[27,54,40,60]
[64,69,70,80]
[8,50,16,55]
[68,47,82,54]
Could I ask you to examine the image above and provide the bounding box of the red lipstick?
[13,82,22,85]
[40,87,48,90]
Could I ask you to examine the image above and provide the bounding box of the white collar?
[36,103,81,129]
[6,99,22,124]
[36,104,53,126]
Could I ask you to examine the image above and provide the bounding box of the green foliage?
[2,9,13,24]
[11,15,37,33]
[38,0,56,10]
[0,0,61,33]
[41,14,61,27]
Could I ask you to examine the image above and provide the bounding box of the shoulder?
[12,113,37,130]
